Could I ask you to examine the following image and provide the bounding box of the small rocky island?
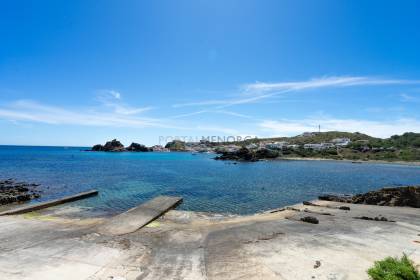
[91,139,169,152]
[0,179,41,205]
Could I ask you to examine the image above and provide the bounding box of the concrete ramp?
[0,190,98,216]
[98,196,183,236]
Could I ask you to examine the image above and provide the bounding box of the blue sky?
[1,0,420,146]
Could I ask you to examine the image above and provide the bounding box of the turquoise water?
[1,145,420,216]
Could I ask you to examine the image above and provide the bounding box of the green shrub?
[367,254,420,280]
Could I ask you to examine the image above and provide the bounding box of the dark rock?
[320,186,420,208]
[303,201,319,206]
[354,216,394,222]
[338,206,351,211]
[300,216,319,224]
[215,147,279,161]
[255,148,279,159]
[91,144,104,151]
[165,140,186,151]
[126,142,150,152]
[91,139,125,152]
[314,260,321,269]
[0,179,41,206]
[103,139,125,151]
[318,194,353,203]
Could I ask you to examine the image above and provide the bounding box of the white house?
[331,138,351,147]
[265,141,288,150]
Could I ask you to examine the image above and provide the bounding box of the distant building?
[265,141,288,150]
[246,143,259,149]
[301,132,315,137]
[151,145,169,152]
[286,144,300,149]
[304,143,334,150]
[304,143,323,150]
[331,138,351,147]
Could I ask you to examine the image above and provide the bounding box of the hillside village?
[165,131,420,162]
[90,132,420,162]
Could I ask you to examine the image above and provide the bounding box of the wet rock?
[318,194,353,203]
[0,179,41,205]
[319,186,420,208]
[300,216,319,224]
[354,216,394,222]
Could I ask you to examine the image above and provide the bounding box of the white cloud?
[0,100,169,128]
[243,76,419,92]
[400,93,420,102]
[0,99,244,137]
[195,125,239,135]
[259,118,420,138]
[174,76,420,109]
[172,100,229,108]
[169,109,253,119]
[96,90,152,115]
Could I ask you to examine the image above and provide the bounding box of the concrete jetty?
[0,190,98,216]
[98,195,183,235]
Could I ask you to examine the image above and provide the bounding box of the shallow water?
[1,145,419,216]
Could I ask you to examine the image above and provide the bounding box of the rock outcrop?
[91,140,154,152]
[91,139,125,152]
[0,179,41,205]
[215,147,280,161]
[126,142,150,152]
[165,140,186,151]
[319,186,420,208]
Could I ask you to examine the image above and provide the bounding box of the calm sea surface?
[1,145,420,216]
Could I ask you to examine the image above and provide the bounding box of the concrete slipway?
[0,199,419,280]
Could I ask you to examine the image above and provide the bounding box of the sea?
[1,145,419,216]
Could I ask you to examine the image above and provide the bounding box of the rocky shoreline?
[0,179,41,205]
[90,139,168,152]
[214,146,279,161]
[319,186,420,208]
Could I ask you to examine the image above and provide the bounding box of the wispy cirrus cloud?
[400,93,420,103]
[169,109,253,119]
[243,76,420,92]
[0,96,242,135]
[174,76,420,109]
[259,117,420,138]
[0,99,167,128]
[96,90,153,115]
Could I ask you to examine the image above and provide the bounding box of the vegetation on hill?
[165,140,186,151]
[220,132,420,162]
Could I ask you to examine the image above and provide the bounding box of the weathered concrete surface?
[0,201,419,280]
[0,190,98,216]
[97,196,183,236]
